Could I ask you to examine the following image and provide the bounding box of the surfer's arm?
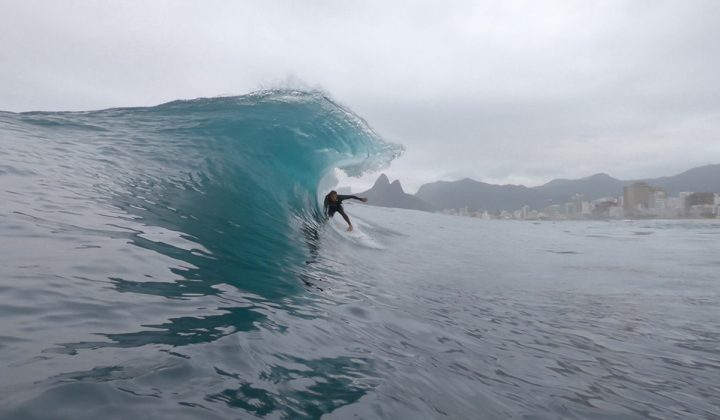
[338,195,368,203]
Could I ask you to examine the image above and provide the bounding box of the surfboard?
[330,218,384,249]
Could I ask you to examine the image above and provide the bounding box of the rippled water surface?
[2,201,719,419]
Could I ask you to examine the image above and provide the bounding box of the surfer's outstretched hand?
[347,226,353,232]
[360,197,368,202]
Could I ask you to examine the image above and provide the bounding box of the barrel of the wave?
[104,90,402,297]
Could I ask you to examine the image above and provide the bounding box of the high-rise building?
[623,183,656,216]
[571,193,584,218]
[685,192,715,217]
[685,192,715,208]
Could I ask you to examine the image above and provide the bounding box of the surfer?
[324,190,368,232]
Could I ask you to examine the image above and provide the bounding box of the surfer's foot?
[347,226,353,232]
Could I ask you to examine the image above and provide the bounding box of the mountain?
[357,174,436,212]
[416,178,543,211]
[534,173,626,203]
[635,164,720,195]
[414,164,720,212]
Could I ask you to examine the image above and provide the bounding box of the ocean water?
[1,92,719,419]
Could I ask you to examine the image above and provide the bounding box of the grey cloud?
[1,0,719,191]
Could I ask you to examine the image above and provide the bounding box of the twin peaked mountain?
[354,164,720,212]
[357,174,437,212]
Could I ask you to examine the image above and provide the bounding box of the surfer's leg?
[338,208,353,231]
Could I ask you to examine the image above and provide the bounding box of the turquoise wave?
[1,89,402,299]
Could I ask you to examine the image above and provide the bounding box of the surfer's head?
[327,190,338,202]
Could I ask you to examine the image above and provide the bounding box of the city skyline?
[442,187,720,220]
[352,163,720,219]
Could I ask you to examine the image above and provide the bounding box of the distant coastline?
[346,164,720,220]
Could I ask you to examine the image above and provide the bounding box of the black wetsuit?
[324,195,362,220]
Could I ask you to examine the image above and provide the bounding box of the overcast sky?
[2,0,719,192]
